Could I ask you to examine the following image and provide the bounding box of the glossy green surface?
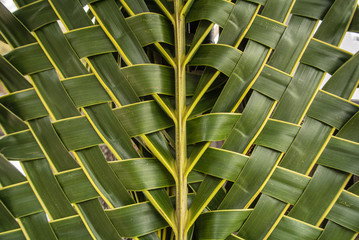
[90,0,150,64]
[19,212,57,240]
[318,137,359,175]
[114,100,173,137]
[0,182,42,218]
[31,70,80,119]
[76,199,122,239]
[186,0,234,27]
[0,89,48,121]
[301,39,352,75]
[307,91,358,129]
[292,0,334,19]
[0,56,32,92]
[189,44,242,76]
[35,23,88,77]
[121,64,199,96]
[289,166,349,225]
[50,215,92,240]
[268,216,322,240]
[196,210,251,239]
[254,119,300,152]
[327,191,359,232]
[262,167,310,205]
[0,130,44,160]
[74,146,134,207]
[106,201,168,237]
[194,147,248,181]
[268,16,316,73]
[65,26,116,58]
[84,103,138,159]
[252,66,292,101]
[52,116,103,151]
[4,43,53,75]
[314,0,357,45]
[127,13,174,46]
[61,74,111,108]
[14,0,58,31]
[21,159,77,219]
[55,168,99,203]
[224,91,275,153]
[237,195,287,239]
[245,15,286,49]
[0,155,26,185]
[219,147,281,209]
[28,117,79,171]
[212,41,269,112]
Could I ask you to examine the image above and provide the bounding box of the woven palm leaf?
[0,0,358,239]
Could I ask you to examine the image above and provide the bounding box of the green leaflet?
[291,0,334,19]
[0,130,44,160]
[187,113,240,144]
[21,159,77,219]
[0,155,26,185]
[65,26,117,58]
[90,0,150,65]
[186,0,234,27]
[35,23,88,77]
[223,91,275,153]
[279,118,333,173]
[106,201,168,238]
[121,64,200,96]
[314,0,357,45]
[194,148,248,182]
[18,212,57,240]
[195,210,252,239]
[14,0,58,31]
[30,70,80,119]
[268,216,322,240]
[268,15,317,73]
[28,116,79,171]
[50,215,92,239]
[251,65,292,101]
[74,147,134,207]
[218,147,281,209]
[262,167,310,205]
[212,41,269,112]
[0,89,48,121]
[288,166,349,225]
[61,74,112,108]
[0,182,42,218]
[237,195,288,239]
[245,15,286,49]
[0,56,32,92]
[4,43,53,75]
[319,221,357,240]
[55,168,99,203]
[0,228,26,240]
[75,200,123,240]
[126,13,174,46]
[84,103,139,159]
[0,3,36,47]
[188,44,242,76]
[317,137,359,175]
[0,105,28,134]
[300,39,352,75]
[0,201,19,232]
[327,191,359,232]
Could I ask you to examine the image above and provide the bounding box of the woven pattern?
[0,0,358,239]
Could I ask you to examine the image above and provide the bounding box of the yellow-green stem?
[174,0,187,239]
